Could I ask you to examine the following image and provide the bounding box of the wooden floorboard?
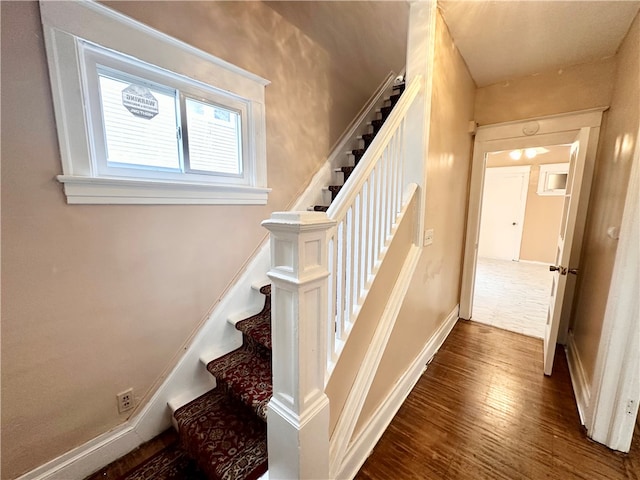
[86,320,638,479]
[84,429,179,480]
[355,320,640,480]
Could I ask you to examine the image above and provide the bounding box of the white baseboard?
[15,424,142,480]
[566,331,591,425]
[337,305,459,480]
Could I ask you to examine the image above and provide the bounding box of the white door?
[478,166,530,261]
[544,133,589,375]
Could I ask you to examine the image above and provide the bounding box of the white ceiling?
[439,1,640,87]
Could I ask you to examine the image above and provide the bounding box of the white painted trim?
[329,242,422,477]
[15,424,141,480]
[537,162,570,196]
[517,259,551,266]
[336,306,459,480]
[39,0,269,88]
[460,109,605,322]
[586,123,640,452]
[57,175,271,205]
[566,331,591,425]
[474,107,607,141]
[40,0,269,205]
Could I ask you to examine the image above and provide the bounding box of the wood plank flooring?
[356,320,640,480]
[84,429,180,480]
[86,320,638,480]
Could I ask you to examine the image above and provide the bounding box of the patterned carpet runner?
[174,285,272,480]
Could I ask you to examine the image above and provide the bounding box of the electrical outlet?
[117,388,134,414]
[424,228,434,246]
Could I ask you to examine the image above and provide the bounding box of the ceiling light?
[525,148,537,159]
[509,149,522,160]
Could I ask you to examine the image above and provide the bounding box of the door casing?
[460,108,606,349]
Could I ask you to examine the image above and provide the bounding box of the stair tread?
[236,308,271,351]
[174,389,267,480]
[207,348,272,422]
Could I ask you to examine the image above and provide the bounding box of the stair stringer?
[326,187,420,478]
[298,71,399,209]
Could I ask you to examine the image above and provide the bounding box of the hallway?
[356,320,639,479]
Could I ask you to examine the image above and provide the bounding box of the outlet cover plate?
[117,388,134,414]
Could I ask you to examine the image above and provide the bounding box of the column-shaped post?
[262,211,336,480]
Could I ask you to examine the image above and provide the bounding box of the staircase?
[173,285,271,480]
[313,80,405,212]
[165,80,407,479]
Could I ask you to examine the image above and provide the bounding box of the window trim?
[40,0,270,205]
[537,162,570,196]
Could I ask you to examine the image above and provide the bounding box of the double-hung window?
[41,0,270,204]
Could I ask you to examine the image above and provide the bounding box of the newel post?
[262,211,336,480]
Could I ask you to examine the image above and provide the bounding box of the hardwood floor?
[356,320,640,480]
[84,429,180,480]
[86,320,638,480]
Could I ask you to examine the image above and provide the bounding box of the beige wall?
[475,57,615,126]
[354,11,476,434]
[486,147,569,263]
[571,13,640,385]
[0,2,407,478]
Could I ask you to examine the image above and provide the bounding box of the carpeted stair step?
[351,148,366,163]
[235,285,272,353]
[206,347,272,422]
[393,81,405,94]
[361,133,376,148]
[336,165,356,182]
[380,105,393,120]
[389,93,401,106]
[325,185,342,201]
[312,205,329,212]
[371,118,385,132]
[174,389,267,480]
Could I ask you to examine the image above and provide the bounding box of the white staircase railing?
[262,75,423,479]
[325,76,422,380]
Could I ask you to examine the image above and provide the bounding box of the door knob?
[568,268,579,275]
[549,265,568,275]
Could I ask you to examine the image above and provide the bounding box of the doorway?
[472,148,569,338]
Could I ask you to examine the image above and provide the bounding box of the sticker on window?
[122,84,159,119]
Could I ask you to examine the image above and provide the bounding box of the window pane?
[547,173,568,190]
[185,98,242,175]
[98,73,180,170]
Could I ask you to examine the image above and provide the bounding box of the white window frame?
[537,162,570,196]
[40,0,270,205]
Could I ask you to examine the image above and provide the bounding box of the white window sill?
[57,175,271,205]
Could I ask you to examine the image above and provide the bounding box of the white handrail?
[325,76,423,379]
